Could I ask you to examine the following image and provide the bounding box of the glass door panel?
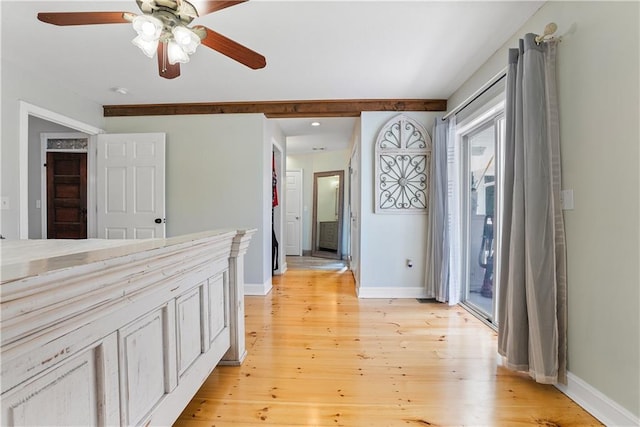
[464,123,496,320]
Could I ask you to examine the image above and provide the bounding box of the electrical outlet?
[1,197,9,210]
[560,189,574,210]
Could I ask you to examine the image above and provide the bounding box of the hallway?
[285,255,347,271]
[174,268,600,426]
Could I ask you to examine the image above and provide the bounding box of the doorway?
[460,111,504,324]
[46,152,87,239]
[272,141,286,274]
[19,102,102,239]
[311,170,344,260]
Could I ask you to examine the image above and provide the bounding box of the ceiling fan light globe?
[132,35,159,58]
[172,26,200,55]
[132,14,163,41]
[167,40,190,64]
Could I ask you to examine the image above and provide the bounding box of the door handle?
[155,218,162,224]
[296,216,299,220]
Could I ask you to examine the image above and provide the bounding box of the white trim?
[556,372,639,427]
[273,262,287,276]
[443,66,507,120]
[244,278,273,296]
[18,101,103,239]
[356,286,428,299]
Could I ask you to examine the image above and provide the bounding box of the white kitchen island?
[0,229,254,426]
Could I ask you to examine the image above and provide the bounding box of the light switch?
[36,199,41,209]
[561,189,574,210]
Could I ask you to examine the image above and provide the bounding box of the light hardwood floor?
[175,266,601,426]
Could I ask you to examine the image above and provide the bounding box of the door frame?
[271,140,286,274]
[40,132,90,238]
[348,141,361,284]
[457,106,505,326]
[19,101,103,239]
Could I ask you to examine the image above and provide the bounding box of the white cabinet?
[1,229,254,426]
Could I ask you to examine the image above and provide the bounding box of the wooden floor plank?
[175,266,601,426]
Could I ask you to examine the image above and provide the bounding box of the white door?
[96,133,166,239]
[285,170,303,255]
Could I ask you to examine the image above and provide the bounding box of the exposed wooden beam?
[102,99,447,117]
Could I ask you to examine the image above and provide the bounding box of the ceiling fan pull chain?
[162,42,168,72]
[157,42,168,74]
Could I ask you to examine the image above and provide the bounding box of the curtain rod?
[442,66,507,121]
[535,22,558,44]
[442,22,557,121]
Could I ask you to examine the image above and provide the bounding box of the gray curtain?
[426,117,450,302]
[497,34,567,384]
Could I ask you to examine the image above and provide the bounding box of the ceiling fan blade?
[157,42,181,79]
[37,12,131,26]
[191,1,247,16]
[195,26,266,70]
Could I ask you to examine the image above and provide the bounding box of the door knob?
[155,218,162,224]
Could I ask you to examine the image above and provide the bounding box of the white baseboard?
[244,279,272,296]
[273,262,287,275]
[556,372,639,426]
[356,286,427,299]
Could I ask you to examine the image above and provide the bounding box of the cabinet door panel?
[118,307,169,426]
[209,273,228,342]
[3,347,99,426]
[176,287,203,375]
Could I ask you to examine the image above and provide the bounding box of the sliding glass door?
[461,114,504,324]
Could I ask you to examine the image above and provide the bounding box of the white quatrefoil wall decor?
[375,115,432,214]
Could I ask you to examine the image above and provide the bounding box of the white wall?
[104,114,275,290]
[286,149,349,253]
[448,1,639,421]
[1,60,104,238]
[358,111,439,296]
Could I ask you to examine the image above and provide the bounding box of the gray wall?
[448,1,639,418]
[357,111,440,293]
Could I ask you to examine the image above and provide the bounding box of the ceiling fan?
[37,0,266,79]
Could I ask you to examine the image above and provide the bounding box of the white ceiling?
[1,1,544,151]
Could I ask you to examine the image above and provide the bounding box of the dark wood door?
[47,152,87,239]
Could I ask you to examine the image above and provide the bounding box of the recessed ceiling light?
[311,121,321,127]
[111,87,129,95]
